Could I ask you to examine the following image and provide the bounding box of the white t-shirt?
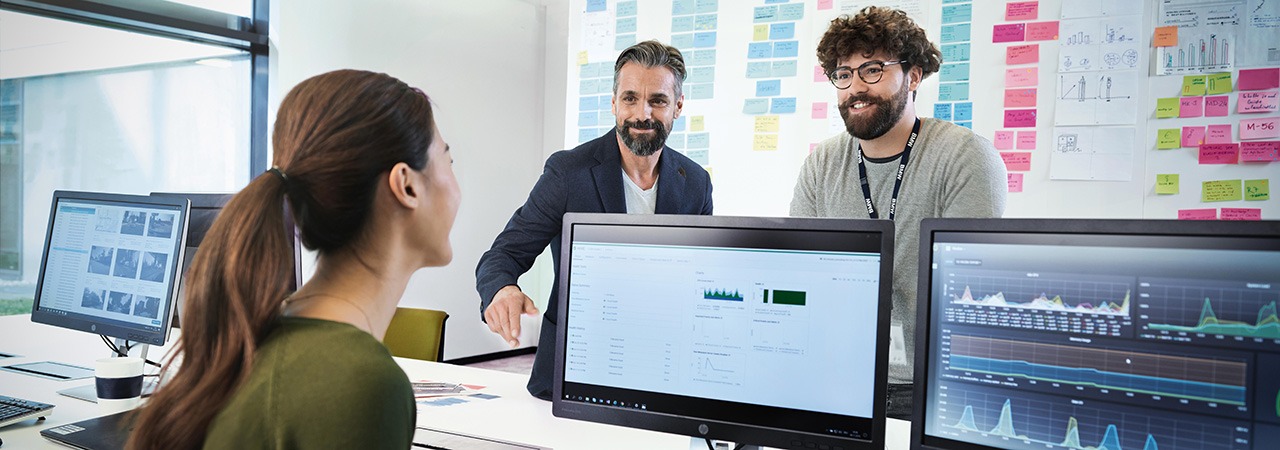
[622,169,658,214]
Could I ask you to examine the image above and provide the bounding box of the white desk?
[0,314,912,449]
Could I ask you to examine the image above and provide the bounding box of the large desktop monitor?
[552,213,894,450]
[910,218,1280,450]
[29,191,190,346]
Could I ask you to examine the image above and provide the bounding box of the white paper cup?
[96,357,144,415]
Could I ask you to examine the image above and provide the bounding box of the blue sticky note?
[687,132,711,149]
[580,79,596,95]
[688,66,715,83]
[743,98,770,114]
[770,97,797,114]
[578,111,598,127]
[942,0,967,3]
[667,133,686,149]
[695,0,718,14]
[579,128,598,143]
[954,102,973,121]
[597,78,613,94]
[598,95,612,110]
[691,83,714,100]
[615,34,637,51]
[938,83,970,101]
[756,79,782,97]
[941,3,971,24]
[693,32,716,48]
[672,33,694,49]
[617,17,637,34]
[746,61,772,78]
[691,49,716,66]
[748,42,773,59]
[941,23,971,43]
[753,5,778,22]
[773,40,799,58]
[771,60,798,77]
[685,149,709,166]
[672,16,695,32]
[933,103,953,121]
[940,63,970,82]
[695,14,717,30]
[778,3,804,21]
[616,0,638,17]
[598,111,614,125]
[764,0,789,3]
[581,63,599,79]
[770,22,795,40]
[673,0,695,15]
[593,62,611,78]
[579,96,598,111]
[673,116,687,132]
[957,121,972,130]
[941,43,970,63]
[586,0,605,13]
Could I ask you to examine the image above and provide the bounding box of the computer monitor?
[910,218,1280,450]
[29,191,190,346]
[552,213,894,450]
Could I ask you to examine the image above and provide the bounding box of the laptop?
[40,411,133,450]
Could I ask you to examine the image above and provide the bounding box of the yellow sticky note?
[1202,179,1243,202]
[690,116,705,132]
[1245,179,1270,201]
[753,134,778,151]
[577,51,588,66]
[1156,98,1180,118]
[1206,72,1232,95]
[753,25,769,41]
[1182,75,1206,96]
[705,166,713,182]
[754,116,780,132]
[1156,129,1180,149]
[1156,174,1180,194]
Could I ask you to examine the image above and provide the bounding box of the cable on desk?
[100,335,163,371]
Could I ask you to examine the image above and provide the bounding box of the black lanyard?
[856,118,921,221]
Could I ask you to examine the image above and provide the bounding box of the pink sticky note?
[1238,91,1279,113]
[1005,67,1038,87]
[1204,95,1230,117]
[1178,208,1218,220]
[1006,44,1039,65]
[1001,152,1032,171]
[1004,109,1037,128]
[994,131,1015,150]
[817,0,834,10]
[1182,126,1206,147]
[810,143,819,153]
[1199,143,1241,164]
[1008,173,1024,193]
[1238,68,1280,91]
[993,24,1027,43]
[1017,131,1037,149]
[1241,141,1280,161]
[1241,117,1280,140]
[1004,88,1037,107]
[1025,21,1059,41]
[811,102,828,119]
[1005,1,1038,21]
[1221,208,1262,221]
[1205,124,1233,144]
[814,65,827,83]
[1179,96,1204,118]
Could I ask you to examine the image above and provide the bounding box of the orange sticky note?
[1153,26,1177,47]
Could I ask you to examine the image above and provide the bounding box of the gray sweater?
[790,117,1007,384]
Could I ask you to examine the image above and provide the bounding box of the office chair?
[383,307,449,362]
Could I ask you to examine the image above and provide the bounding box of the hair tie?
[267,166,289,188]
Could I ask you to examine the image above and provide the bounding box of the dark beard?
[618,119,669,156]
[839,79,909,141]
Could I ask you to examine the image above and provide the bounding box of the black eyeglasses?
[827,60,907,89]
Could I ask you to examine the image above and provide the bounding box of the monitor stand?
[56,340,159,403]
[690,437,762,450]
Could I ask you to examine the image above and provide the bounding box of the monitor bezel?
[30,190,191,346]
[909,218,1280,450]
[552,213,894,450]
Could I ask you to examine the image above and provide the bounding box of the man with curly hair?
[790,7,1006,419]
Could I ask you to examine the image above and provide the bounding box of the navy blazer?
[475,128,713,399]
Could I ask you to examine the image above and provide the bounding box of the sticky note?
[1182,126,1205,147]
[1179,97,1204,118]
[1004,109,1037,128]
[1221,208,1262,221]
[687,132,710,149]
[695,14,717,31]
[743,99,769,114]
[753,134,778,151]
[1005,67,1038,87]
[671,33,694,49]
[941,63,970,82]
[617,17,637,34]
[1004,88,1037,108]
[616,0,637,17]
[746,62,771,78]
[1238,91,1279,113]
[1017,131,1037,149]
[1153,26,1177,47]
[812,102,828,119]
[748,42,772,59]
[1156,129,1181,149]
[778,3,803,21]
[817,0,833,10]
[690,116,705,132]
[1156,174,1179,194]
[1001,152,1032,171]
[814,65,828,83]
[756,80,782,98]
[1202,179,1243,202]
[773,40,799,58]
[942,3,972,24]
[754,115,779,132]
[577,51,589,65]
[770,97,796,114]
[1206,73,1232,95]
[1005,1,1038,21]
[1199,144,1240,164]
[1008,173,1024,193]
[752,24,769,41]
[667,134,685,149]
[941,23,971,44]
[1155,98,1180,118]
[1205,96,1230,117]
[586,0,606,12]
[1241,117,1280,140]
[1178,209,1217,220]
[954,102,973,121]
[994,131,1015,150]
[1006,44,1039,65]
[993,24,1026,43]
[1241,141,1280,161]
[772,60,798,77]
[695,0,716,14]
[688,66,714,83]
[673,16,696,33]
[693,32,716,48]
[1025,21,1059,41]
[769,22,795,40]
[1182,76,1206,96]
[1206,124,1232,144]
[939,83,970,101]
[942,43,971,63]
[577,111,597,127]
[690,83,713,100]
[615,34,637,51]
[672,0,694,15]
[934,103,953,121]
[1245,179,1270,200]
[1238,68,1280,91]
[673,116,686,132]
[753,5,778,22]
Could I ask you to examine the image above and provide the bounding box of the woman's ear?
[387,162,421,209]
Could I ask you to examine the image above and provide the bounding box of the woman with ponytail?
[127,69,459,449]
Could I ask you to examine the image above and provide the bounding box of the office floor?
[461,353,535,376]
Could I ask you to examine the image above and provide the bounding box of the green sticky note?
[1156,174,1180,194]
[1245,179,1270,201]
[1156,129,1181,149]
[1156,98,1180,118]
[1206,72,1232,95]
[1202,179,1243,202]
[1181,75,1206,96]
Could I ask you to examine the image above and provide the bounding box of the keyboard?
[0,395,54,429]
